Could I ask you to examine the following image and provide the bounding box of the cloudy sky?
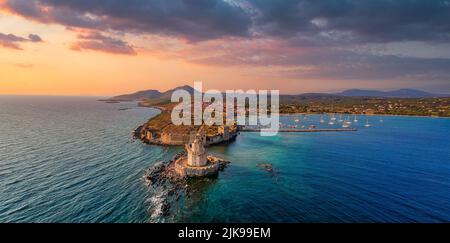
[1,0,449,95]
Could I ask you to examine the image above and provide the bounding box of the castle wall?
[146,130,159,140]
[153,126,239,146]
[206,131,238,145]
[206,135,224,145]
[160,132,191,145]
[218,126,230,140]
[174,157,220,177]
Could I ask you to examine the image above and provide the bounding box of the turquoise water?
[1,96,450,222]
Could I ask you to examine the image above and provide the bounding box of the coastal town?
[280,97,450,117]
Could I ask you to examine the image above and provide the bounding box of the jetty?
[240,128,357,133]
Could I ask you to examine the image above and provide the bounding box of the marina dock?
[240,128,357,133]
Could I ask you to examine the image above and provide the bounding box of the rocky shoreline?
[142,151,230,218]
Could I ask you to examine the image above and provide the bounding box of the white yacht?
[342,116,352,127]
[344,116,352,125]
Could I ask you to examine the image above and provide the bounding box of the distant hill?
[107,85,195,101]
[107,86,448,104]
[336,89,445,98]
[108,89,162,101]
[280,93,341,103]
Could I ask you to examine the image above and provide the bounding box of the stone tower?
[186,134,208,167]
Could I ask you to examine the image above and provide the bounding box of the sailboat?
[344,116,352,125]
[379,117,384,123]
[353,115,358,123]
[320,115,325,123]
[342,116,351,128]
[364,119,371,127]
[330,114,337,121]
[338,114,344,123]
[328,118,335,125]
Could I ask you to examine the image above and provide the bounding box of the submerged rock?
[161,202,171,216]
[257,163,274,173]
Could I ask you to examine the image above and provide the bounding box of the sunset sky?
[1,0,450,96]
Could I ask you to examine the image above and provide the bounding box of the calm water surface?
[0,96,449,222]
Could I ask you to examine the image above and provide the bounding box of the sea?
[0,96,449,222]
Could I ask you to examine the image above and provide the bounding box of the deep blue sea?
[1,96,449,222]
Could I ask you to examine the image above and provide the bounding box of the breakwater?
[240,128,357,133]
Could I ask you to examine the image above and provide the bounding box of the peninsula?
[134,105,239,146]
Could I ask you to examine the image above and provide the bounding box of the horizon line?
[1,87,448,98]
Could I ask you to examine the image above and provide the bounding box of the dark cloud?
[70,32,136,55]
[4,0,450,44]
[5,0,252,42]
[281,51,450,82]
[28,34,43,42]
[0,32,43,50]
[249,0,450,43]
